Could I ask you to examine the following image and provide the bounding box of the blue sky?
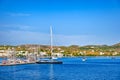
[0,0,120,46]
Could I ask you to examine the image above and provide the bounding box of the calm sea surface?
[0,57,120,80]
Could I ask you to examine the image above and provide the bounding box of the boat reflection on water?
[49,64,54,80]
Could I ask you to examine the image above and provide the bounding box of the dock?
[0,61,36,66]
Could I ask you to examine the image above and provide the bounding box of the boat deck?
[36,60,63,64]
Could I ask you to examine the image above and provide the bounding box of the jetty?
[0,61,35,66]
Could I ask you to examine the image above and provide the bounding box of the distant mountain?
[112,43,120,47]
[83,45,109,48]
[17,44,58,49]
[18,44,49,48]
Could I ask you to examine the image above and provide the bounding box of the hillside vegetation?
[0,43,120,56]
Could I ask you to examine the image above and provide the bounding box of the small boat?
[51,56,58,59]
[82,51,87,61]
[36,26,63,64]
[82,57,86,61]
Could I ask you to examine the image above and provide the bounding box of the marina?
[0,48,37,66]
[0,26,63,65]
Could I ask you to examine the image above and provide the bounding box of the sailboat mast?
[50,26,53,57]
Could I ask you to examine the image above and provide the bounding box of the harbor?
[0,27,63,66]
[0,0,120,80]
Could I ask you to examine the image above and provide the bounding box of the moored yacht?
[36,26,63,64]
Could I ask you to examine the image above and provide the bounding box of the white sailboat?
[36,26,62,64]
[50,26,57,60]
[82,57,86,61]
[82,51,87,61]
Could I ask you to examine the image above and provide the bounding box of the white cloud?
[0,31,50,45]
[8,13,31,16]
[0,30,119,46]
[0,24,31,31]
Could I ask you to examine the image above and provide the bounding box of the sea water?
[0,57,120,80]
